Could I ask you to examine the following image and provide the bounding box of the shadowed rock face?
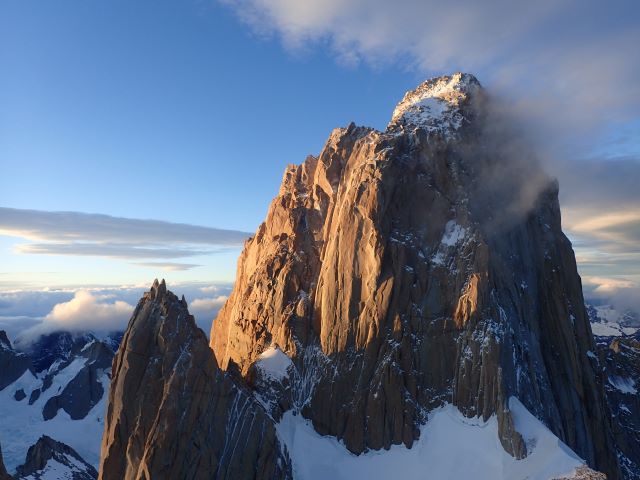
[0,330,32,391]
[598,335,640,479]
[15,435,97,480]
[42,340,113,421]
[211,73,620,477]
[99,280,291,480]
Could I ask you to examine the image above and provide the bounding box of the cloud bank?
[189,295,229,332]
[18,291,134,341]
[0,207,251,268]
[0,282,234,341]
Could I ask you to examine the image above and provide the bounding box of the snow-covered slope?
[0,332,117,474]
[277,398,590,480]
[587,303,639,337]
[15,435,97,480]
[388,72,480,135]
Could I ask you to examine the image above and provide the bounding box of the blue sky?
[1,0,639,335]
[0,0,426,288]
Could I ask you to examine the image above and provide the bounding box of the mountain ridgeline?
[98,74,638,479]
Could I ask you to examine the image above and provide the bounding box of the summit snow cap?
[388,72,481,135]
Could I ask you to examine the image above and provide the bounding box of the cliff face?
[211,73,620,477]
[99,280,291,480]
[0,330,32,391]
[599,335,640,479]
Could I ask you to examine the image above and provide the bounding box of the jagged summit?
[99,280,291,480]
[388,72,481,134]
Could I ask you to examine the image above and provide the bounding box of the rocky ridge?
[14,436,98,480]
[211,73,621,477]
[0,331,32,391]
[0,331,117,474]
[99,279,291,480]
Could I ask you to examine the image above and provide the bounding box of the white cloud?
[0,282,234,342]
[189,295,229,333]
[582,276,640,314]
[19,291,134,341]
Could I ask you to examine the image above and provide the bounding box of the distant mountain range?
[0,329,120,478]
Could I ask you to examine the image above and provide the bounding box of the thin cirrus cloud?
[133,262,204,272]
[558,155,640,283]
[0,207,251,269]
[553,154,640,312]
[16,243,212,259]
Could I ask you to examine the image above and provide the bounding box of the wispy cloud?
[15,243,214,259]
[0,207,250,245]
[558,155,640,285]
[0,207,251,264]
[133,262,203,271]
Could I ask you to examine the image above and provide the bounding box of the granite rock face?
[211,73,620,477]
[99,280,291,480]
[15,435,97,480]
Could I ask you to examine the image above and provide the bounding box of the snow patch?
[256,346,292,381]
[508,397,584,479]
[277,399,585,480]
[608,375,637,394]
[389,73,479,135]
[0,364,108,473]
[440,220,467,247]
[590,321,637,337]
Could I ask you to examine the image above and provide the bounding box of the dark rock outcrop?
[15,435,97,480]
[21,331,97,373]
[99,279,291,480]
[0,330,32,391]
[42,340,113,420]
[211,73,620,477]
[14,388,26,401]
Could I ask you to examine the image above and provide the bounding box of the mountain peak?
[388,72,481,133]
